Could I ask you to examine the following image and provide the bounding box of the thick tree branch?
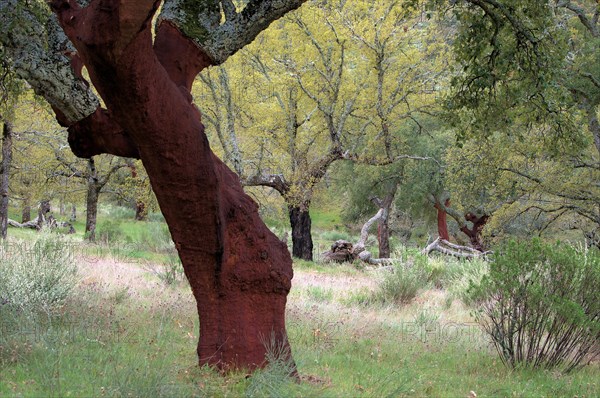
[0,3,99,124]
[556,0,599,37]
[241,172,289,195]
[159,0,308,65]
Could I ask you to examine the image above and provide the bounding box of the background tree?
[430,0,599,245]
[198,0,447,260]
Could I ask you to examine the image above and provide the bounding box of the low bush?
[0,236,77,315]
[467,239,600,373]
[374,256,429,305]
[95,219,129,244]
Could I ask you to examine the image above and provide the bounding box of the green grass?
[2,206,599,397]
[3,273,597,397]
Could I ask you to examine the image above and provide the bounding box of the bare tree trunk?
[70,204,76,222]
[434,198,451,241]
[21,204,31,223]
[37,200,51,230]
[289,204,313,261]
[135,201,146,221]
[1,121,13,239]
[373,181,398,258]
[85,158,99,241]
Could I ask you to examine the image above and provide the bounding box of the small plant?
[374,258,429,305]
[145,255,185,286]
[467,239,600,373]
[305,286,334,302]
[0,236,77,314]
[95,219,128,244]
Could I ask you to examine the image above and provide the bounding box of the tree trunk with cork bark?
[1,0,308,371]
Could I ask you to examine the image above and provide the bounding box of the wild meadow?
[1,206,598,398]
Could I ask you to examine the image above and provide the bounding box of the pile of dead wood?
[421,237,490,258]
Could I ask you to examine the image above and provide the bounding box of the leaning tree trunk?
[0,121,13,239]
[374,182,398,258]
[377,215,391,258]
[434,198,451,241]
[288,205,314,261]
[21,204,31,223]
[50,5,295,371]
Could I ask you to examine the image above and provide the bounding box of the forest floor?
[1,251,599,397]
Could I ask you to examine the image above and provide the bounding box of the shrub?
[95,219,128,244]
[441,257,488,304]
[139,222,174,253]
[374,257,429,305]
[0,236,77,316]
[467,239,600,372]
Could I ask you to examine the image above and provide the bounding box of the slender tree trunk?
[85,159,99,241]
[135,201,146,221]
[288,205,313,261]
[70,204,76,222]
[0,121,13,239]
[85,187,99,241]
[434,198,451,241]
[37,200,50,230]
[374,181,398,258]
[21,204,30,223]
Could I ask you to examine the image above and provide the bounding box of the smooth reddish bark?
[434,198,451,241]
[50,0,294,370]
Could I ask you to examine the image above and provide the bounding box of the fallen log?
[321,208,395,266]
[421,237,490,258]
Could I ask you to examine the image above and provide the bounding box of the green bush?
[95,219,128,244]
[0,236,77,316]
[467,239,600,373]
[374,256,429,305]
[440,257,488,304]
[140,222,174,253]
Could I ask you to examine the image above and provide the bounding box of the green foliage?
[0,235,77,322]
[95,219,129,244]
[374,256,429,305]
[467,239,600,372]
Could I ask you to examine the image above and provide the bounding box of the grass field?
[1,208,599,397]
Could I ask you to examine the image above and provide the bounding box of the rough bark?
[135,201,147,221]
[1,122,13,239]
[85,159,99,242]
[371,181,398,258]
[21,204,31,223]
[37,200,51,229]
[44,0,300,371]
[289,205,313,261]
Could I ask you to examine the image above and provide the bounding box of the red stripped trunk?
[434,198,450,241]
[52,3,293,371]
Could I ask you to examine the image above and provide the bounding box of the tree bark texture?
[21,204,31,223]
[289,205,314,261]
[85,160,99,242]
[1,122,13,240]
[434,198,451,241]
[48,1,296,371]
